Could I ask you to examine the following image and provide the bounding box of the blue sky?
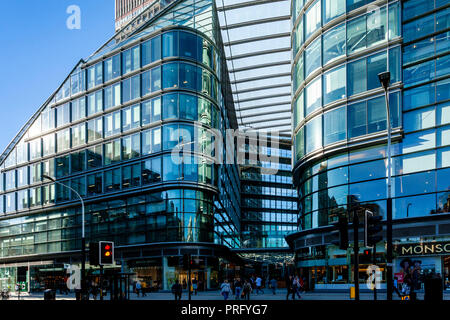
[0,0,114,153]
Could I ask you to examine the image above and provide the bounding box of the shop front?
[393,240,450,291]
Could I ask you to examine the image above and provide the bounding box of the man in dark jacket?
[285,275,293,300]
[172,280,182,300]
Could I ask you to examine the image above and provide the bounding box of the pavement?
[4,289,450,301]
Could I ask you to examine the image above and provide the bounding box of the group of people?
[220,278,253,300]
[171,277,200,300]
[285,275,305,300]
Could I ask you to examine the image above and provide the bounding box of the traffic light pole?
[353,211,359,301]
[373,245,377,301]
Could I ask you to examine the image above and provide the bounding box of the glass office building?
[287,0,450,290]
[0,0,244,292]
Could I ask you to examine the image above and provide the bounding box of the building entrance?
[444,256,450,290]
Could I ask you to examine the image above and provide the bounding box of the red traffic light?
[105,245,111,250]
[99,241,114,265]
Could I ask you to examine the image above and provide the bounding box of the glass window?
[142,40,152,67]
[180,94,198,121]
[142,157,161,185]
[403,84,435,111]
[323,23,346,65]
[122,104,140,132]
[393,194,436,219]
[437,78,450,102]
[367,96,386,134]
[5,170,15,190]
[104,83,121,110]
[305,0,321,39]
[162,93,179,120]
[323,0,345,24]
[30,163,41,184]
[389,46,401,84]
[438,125,450,147]
[294,19,304,55]
[305,116,322,154]
[56,129,70,153]
[162,63,179,89]
[142,70,151,96]
[367,52,387,90]
[104,111,121,137]
[105,168,121,193]
[104,54,121,82]
[42,134,55,156]
[122,164,141,189]
[305,37,321,76]
[87,117,103,142]
[180,63,198,91]
[56,103,70,128]
[403,14,434,43]
[71,123,86,147]
[163,124,179,151]
[347,15,366,54]
[71,151,86,173]
[350,159,386,183]
[162,31,179,58]
[388,2,400,40]
[122,133,140,160]
[122,45,140,74]
[347,58,366,96]
[71,98,86,122]
[17,166,28,188]
[151,35,161,62]
[323,65,346,105]
[87,62,102,89]
[17,189,28,211]
[29,138,41,160]
[104,139,121,165]
[87,145,102,169]
[402,129,436,154]
[350,179,386,202]
[71,177,86,198]
[87,91,103,116]
[5,192,16,213]
[347,0,368,12]
[151,67,161,92]
[324,106,346,145]
[293,91,304,129]
[163,154,180,181]
[404,107,436,133]
[179,31,198,60]
[122,75,141,103]
[437,102,450,125]
[305,77,321,116]
[87,173,102,196]
[55,155,70,178]
[366,6,387,48]
[142,97,161,126]
[294,55,304,91]
[348,101,367,138]
[153,128,161,153]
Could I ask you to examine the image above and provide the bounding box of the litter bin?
[43,289,56,300]
[424,278,443,301]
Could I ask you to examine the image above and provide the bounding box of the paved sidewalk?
[5,289,450,301]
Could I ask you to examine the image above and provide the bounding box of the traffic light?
[182,254,191,270]
[89,242,99,266]
[364,210,383,248]
[99,241,114,265]
[362,249,372,264]
[331,216,349,250]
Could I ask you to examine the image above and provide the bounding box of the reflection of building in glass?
[0,0,244,292]
[287,0,450,290]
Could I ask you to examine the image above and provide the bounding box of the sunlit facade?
[287,0,450,290]
[0,0,243,292]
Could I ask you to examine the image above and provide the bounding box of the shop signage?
[395,242,450,256]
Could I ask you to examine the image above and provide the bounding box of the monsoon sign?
[395,242,450,256]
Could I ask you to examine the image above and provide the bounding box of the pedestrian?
[270,278,277,295]
[292,276,301,299]
[171,280,182,301]
[220,279,231,300]
[192,278,198,295]
[234,278,242,300]
[135,280,142,297]
[255,276,264,294]
[285,275,293,300]
[243,280,252,300]
[141,281,147,297]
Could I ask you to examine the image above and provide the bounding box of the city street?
[5,289,450,301]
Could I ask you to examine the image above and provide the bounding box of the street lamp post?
[42,175,86,299]
[378,71,393,301]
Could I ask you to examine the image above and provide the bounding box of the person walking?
[285,275,293,300]
[135,280,142,297]
[255,276,264,295]
[270,278,277,295]
[220,279,231,300]
[192,278,198,296]
[243,280,252,300]
[171,280,183,301]
[293,276,302,299]
[234,278,242,300]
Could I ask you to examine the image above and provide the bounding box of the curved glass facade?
[290,0,450,288]
[0,24,240,263]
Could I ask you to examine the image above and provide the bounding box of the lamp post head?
[378,71,391,90]
[42,174,55,182]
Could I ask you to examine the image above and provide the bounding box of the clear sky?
[0,0,114,153]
